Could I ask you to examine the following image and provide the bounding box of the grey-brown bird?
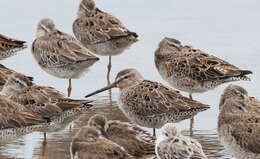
[88,114,155,157]
[70,126,135,159]
[155,37,252,134]
[32,18,99,97]
[85,68,210,136]
[218,85,260,159]
[73,0,138,80]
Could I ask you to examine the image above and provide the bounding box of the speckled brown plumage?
[73,0,138,56]
[1,73,92,120]
[155,37,252,95]
[218,84,260,159]
[0,64,33,91]
[0,95,46,129]
[70,126,135,159]
[88,114,155,157]
[0,34,27,60]
[85,68,210,131]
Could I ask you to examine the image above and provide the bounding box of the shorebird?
[70,126,134,159]
[1,73,93,140]
[0,64,33,91]
[155,37,252,133]
[88,114,155,157]
[218,84,260,159]
[85,68,210,136]
[73,0,138,81]
[1,73,92,120]
[0,34,27,60]
[156,123,207,159]
[32,18,99,97]
[0,95,46,129]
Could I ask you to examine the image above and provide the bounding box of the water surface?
[0,0,260,158]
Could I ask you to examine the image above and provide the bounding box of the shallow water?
[0,0,260,158]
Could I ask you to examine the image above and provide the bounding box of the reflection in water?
[0,100,232,159]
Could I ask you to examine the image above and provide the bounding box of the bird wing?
[0,96,45,129]
[165,46,252,81]
[32,30,97,68]
[106,120,155,155]
[122,80,209,116]
[73,14,135,45]
[0,34,27,52]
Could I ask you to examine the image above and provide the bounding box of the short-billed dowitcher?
[218,84,260,159]
[1,73,92,120]
[70,126,134,159]
[0,95,46,129]
[88,114,155,157]
[73,0,138,80]
[0,34,27,60]
[32,18,99,97]
[85,68,210,136]
[155,37,252,98]
[0,64,33,91]
[155,37,252,133]
[156,123,207,159]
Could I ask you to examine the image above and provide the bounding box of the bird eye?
[124,76,128,79]
[165,133,168,137]
[237,106,243,110]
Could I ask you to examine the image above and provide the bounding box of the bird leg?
[67,79,72,97]
[43,132,47,144]
[189,93,194,136]
[106,56,112,84]
[153,128,156,136]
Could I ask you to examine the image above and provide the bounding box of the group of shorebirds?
[0,0,259,159]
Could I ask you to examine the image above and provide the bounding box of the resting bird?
[70,126,135,159]
[156,123,207,159]
[73,0,138,80]
[32,18,99,97]
[218,84,260,159]
[88,114,155,157]
[155,37,252,134]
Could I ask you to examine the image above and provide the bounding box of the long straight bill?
[85,82,117,98]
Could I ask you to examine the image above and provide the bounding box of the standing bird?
[70,126,135,159]
[85,68,210,136]
[156,123,207,159]
[155,37,252,133]
[32,18,99,97]
[88,114,155,157]
[0,34,27,60]
[218,85,260,159]
[73,0,138,81]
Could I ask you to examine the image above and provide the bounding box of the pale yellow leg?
[67,79,72,97]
